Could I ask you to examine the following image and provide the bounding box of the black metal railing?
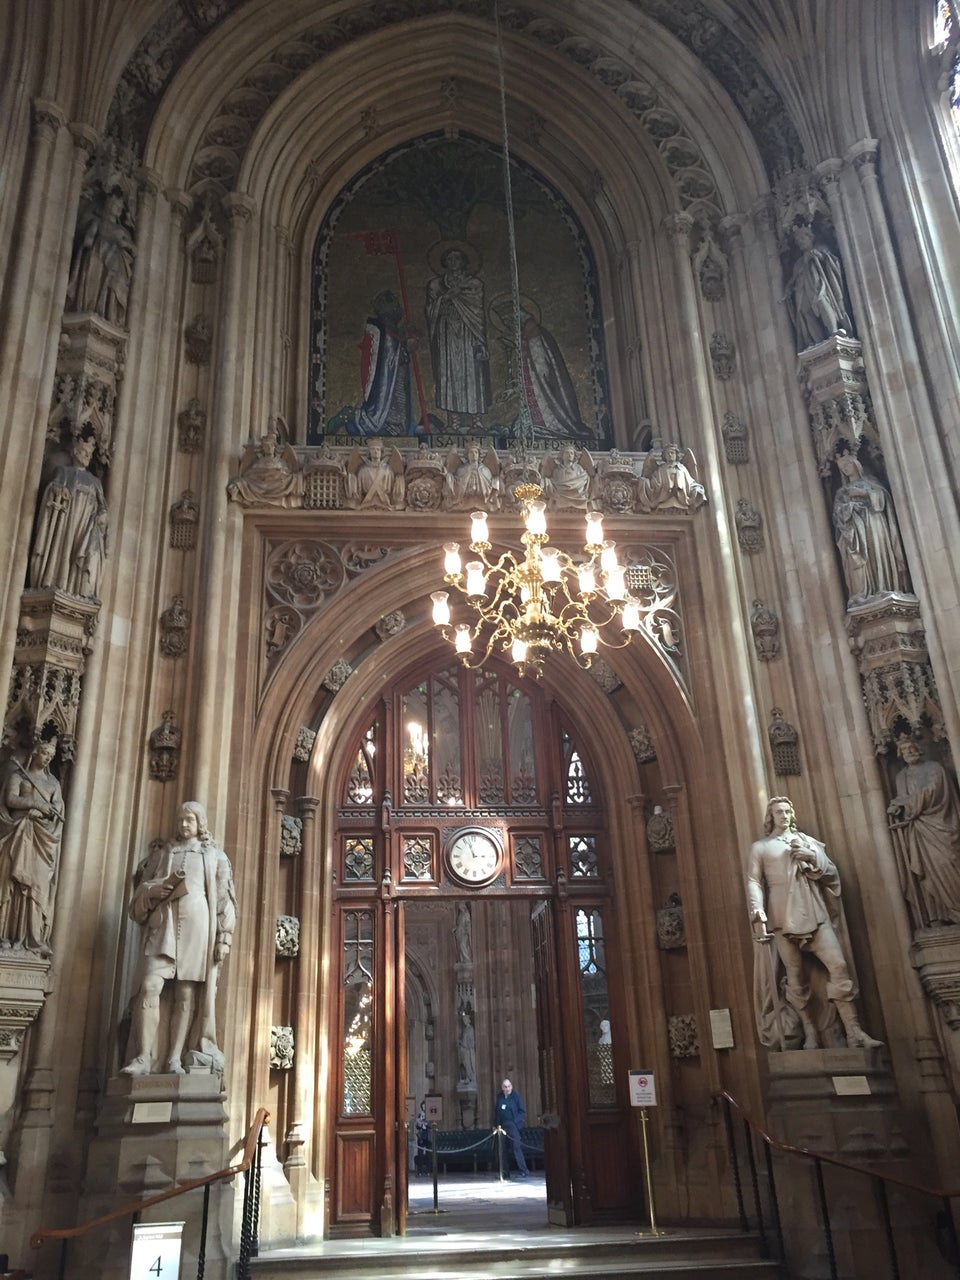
[719,1090,960,1280]
[30,1106,269,1280]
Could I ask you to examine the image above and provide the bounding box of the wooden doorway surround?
[327,660,637,1234]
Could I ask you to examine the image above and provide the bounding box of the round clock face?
[446,829,501,886]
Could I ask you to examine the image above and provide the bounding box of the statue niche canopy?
[310,133,612,448]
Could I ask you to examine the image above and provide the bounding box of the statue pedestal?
[763,1049,951,1279]
[75,1073,232,1280]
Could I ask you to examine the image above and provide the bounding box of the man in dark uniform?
[493,1078,528,1177]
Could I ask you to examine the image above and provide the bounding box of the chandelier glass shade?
[432,484,642,678]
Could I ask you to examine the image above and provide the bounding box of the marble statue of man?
[888,736,960,927]
[747,796,881,1051]
[122,801,236,1076]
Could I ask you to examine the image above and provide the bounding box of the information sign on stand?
[629,1070,657,1108]
[130,1222,184,1280]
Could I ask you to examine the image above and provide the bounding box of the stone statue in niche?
[66,186,136,326]
[121,800,236,1076]
[227,420,303,508]
[747,795,881,1051]
[541,445,596,510]
[888,735,960,927]
[443,442,500,511]
[344,438,405,510]
[28,433,108,599]
[0,732,64,956]
[458,1005,477,1084]
[454,901,472,964]
[637,443,706,512]
[782,221,854,351]
[832,450,909,607]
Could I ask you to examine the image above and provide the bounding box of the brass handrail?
[30,1106,270,1250]
[719,1090,960,1200]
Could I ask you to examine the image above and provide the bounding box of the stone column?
[0,105,92,691]
[192,191,257,813]
[287,794,324,1237]
[820,144,960,755]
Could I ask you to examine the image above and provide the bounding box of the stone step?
[250,1229,786,1279]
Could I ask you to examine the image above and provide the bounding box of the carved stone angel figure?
[542,444,596,510]
[637,443,706,512]
[443,442,500,511]
[227,418,303,508]
[344,438,405,510]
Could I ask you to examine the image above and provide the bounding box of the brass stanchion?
[635,1107,661,1237]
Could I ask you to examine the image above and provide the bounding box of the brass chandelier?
[431,484,642,679]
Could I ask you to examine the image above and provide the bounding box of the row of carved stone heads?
[227,429,708,515]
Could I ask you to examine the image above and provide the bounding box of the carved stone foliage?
[279,814,302,858]
[6,591,98,755]
[148,710,182,782]
[629,725,657,765]
[847,598,944,752]
[646,805,675,853]
[796,334,877,475]
[293,726,316,762]
[169,491,200,550]
[159,595,191,658]
[375,610,406,640]
[176,398,207,453]
[668,1013,700,1058]
[619,545,684,667]
[720,411,749,464]
[768,707,801,776]
[276,914,300,957]
[270,1025,294,1070]
[587,658,621,694]
[267,541,344,610]
[184,314,212,365]
[709,332,735,380]
[656,893,686,949]
[735,499,764,553]
[0,955,53,1067]
[750,599,780,662]
[322,658,353,693]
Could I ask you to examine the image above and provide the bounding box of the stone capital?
[223,191,257,227]
[660,211,695,243]
[67,121,100,157]
[32,98,66,142]
[846,138,880,180]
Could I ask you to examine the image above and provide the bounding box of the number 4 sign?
[130,1222,185,1280]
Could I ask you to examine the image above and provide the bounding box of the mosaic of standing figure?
[312,136,611,447]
